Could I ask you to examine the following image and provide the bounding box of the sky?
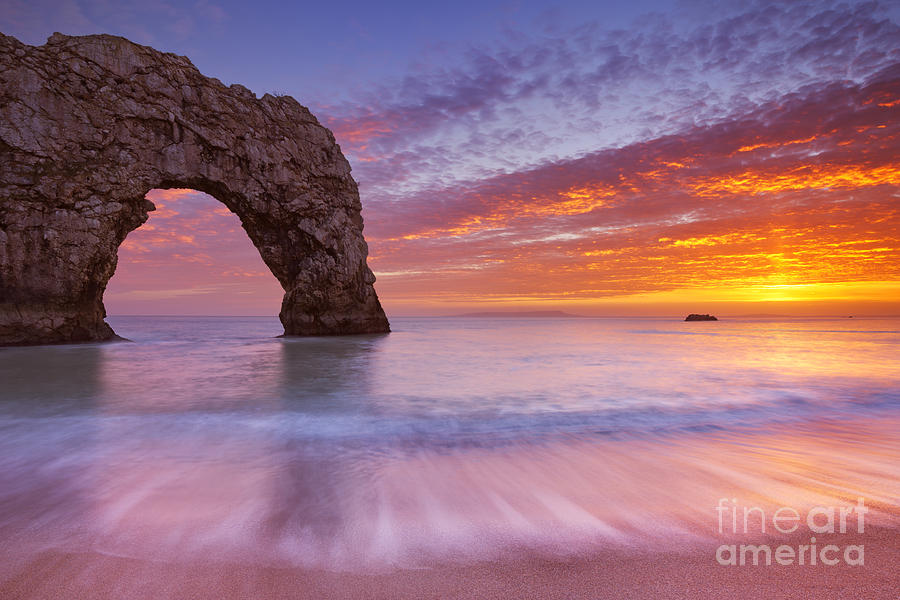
[2,0,899,316]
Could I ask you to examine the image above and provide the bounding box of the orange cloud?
[736,135,820,153]
[686,164,900,197]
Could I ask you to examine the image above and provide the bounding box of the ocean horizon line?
[105,313,900,319]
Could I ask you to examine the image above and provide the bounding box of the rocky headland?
[0,32,389,345]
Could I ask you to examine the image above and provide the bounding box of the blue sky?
[2,1,688,100]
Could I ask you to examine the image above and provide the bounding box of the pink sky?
[104,189,284,316]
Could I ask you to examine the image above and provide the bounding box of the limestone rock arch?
[0,32,389,345]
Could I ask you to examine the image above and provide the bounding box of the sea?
[0,315,898,572]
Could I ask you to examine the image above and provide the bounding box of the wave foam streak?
[0,416,897,572]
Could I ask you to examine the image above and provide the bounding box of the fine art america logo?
[715,497,868,566]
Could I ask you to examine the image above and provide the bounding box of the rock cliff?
[0,32,389,345]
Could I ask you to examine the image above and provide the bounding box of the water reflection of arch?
[276,334,388,413]
[262,334,389,556]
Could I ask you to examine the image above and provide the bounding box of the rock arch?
[0,32,389,345]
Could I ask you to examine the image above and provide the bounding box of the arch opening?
[104,189,284,322]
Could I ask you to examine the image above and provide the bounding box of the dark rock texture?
[684,314,718,321]
[0,32,389,345]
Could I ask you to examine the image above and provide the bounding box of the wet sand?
[1,524,898,599]
[1,418,898,599]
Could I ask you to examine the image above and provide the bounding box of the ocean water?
[0,316,898,571]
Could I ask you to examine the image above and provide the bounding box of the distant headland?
[455,310,587,318]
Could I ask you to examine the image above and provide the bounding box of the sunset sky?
[3,0,899,316]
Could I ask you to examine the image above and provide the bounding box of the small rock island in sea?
[685,314,718,321]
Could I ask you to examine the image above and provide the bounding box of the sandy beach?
[2,523,898,599]
[1,409,897,599]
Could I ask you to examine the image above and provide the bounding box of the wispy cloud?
[0,0,228,45]
[318,1,900,202]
